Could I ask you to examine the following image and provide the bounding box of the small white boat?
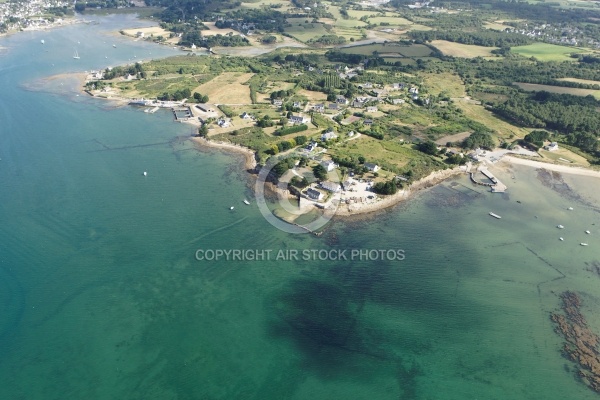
[112,44,116,48]
[143,171,147,176]
[40,39,45,44]
[559,237,564,241]
[73,49,80,59]
[230,206,234,210]
[489,212,501,219]
[568,207,573,210]
[585,230,591,234]
[581,243,588,246]
[557,225,564,229]
[243,199,250,205]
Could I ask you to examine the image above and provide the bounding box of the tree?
[197,124,208,137]
[462,131,495,150]
[524,130,550,147]
[571,132,599,153]
[312,164,327,181]
[295,136,307,146]
[417,141,438,155]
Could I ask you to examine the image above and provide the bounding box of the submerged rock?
[551,291,600,393]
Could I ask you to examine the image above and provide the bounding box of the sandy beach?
[191,137,257,170]
[501,155,600,178]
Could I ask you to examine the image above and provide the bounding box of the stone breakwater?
[551,291,600,393]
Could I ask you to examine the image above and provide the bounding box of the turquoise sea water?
[1,14,600,399]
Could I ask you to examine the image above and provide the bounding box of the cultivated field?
[194,72,254,104]
[557,77,600,86]
[284,21,329,42]
[431,40,498,58]
[513,82,600,98]
[511,43,585,61]
[368,16,414,25]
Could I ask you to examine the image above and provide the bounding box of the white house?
[336,95,348,105]
[320,181,341,192]
[305,142,318,152]
[321,130,338,141]
[217,118,230,128]
[366,106,378,112]
[545,142,559,151]
[321,160,337,172]
[364,163,380,172]
[313,103,325,113]
[241,112,252,119]
[272,98,283,106]
[289,114,308,124]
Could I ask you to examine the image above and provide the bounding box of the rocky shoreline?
[551,291,600,393]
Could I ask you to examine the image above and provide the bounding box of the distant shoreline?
[0,16,81,39]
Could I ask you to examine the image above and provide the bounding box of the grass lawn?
[119,74,199,98]
[431,40,498,58]
[297,89,328,102]
[422,72,466,97]
[539,148,590,167]
[511,43,586,61]
[454,98,530,140]
[331,136,444,176]
[513,82,600,99]
[194,72,254,104]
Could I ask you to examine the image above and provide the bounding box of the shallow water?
[1,14,600,400]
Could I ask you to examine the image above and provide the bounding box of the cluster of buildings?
[0,0,71,32]
[269,80,420,128]
[500,23,600,49]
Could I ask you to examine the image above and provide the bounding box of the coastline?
[0,17,81,39]
[190,137,257,171]
[334,167,465,216]
[501,155,600,178]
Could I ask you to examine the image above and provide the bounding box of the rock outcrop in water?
[551,291,600,393]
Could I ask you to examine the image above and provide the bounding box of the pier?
[470,167,507,193]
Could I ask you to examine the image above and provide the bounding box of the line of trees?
[410,30,531,48]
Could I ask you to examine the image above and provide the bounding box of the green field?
[340,43,432,57]
[284,22,329,42]
[346,10,376,19]
[511,43,586,61]
[368,16,414,25]
[513,82,600,99]
[331,136,444,177]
